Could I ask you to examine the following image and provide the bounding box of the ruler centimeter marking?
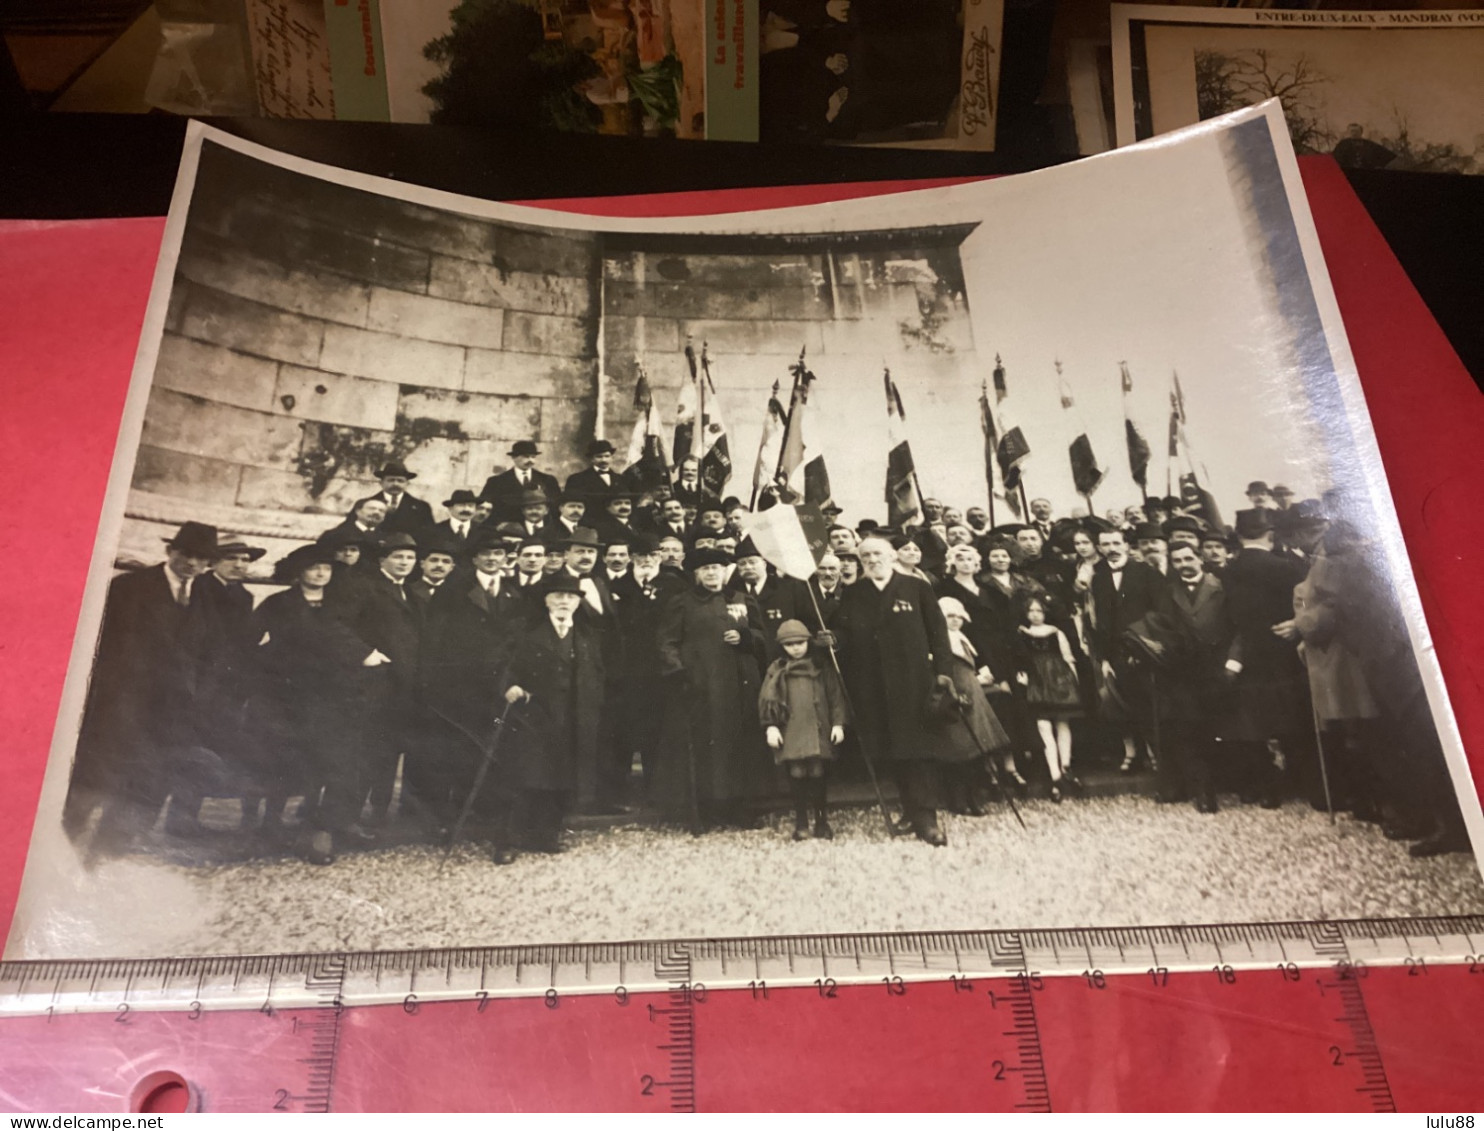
[2,915,1482,1019]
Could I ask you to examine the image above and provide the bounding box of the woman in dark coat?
[654,547,768,828]
[251,543,379,864]
[497,573,604,860]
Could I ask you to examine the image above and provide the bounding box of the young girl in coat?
[758,619,846,840]
[1016,595,1083,802]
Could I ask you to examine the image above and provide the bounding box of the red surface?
[2,161,1482,1111]
[2,972,1482,1111]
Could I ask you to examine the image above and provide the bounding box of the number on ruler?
[115,1003,130,1024]
[1329,1045,1345,1067]
[990,1060,1006,1082]
[403,994,419,1015]
[814,977,838,999]
[949,975,974,993]
[474,991,489,1013]
[544,989,559,1010]
[639,1074,655,1096]
[748,980,769,1000]
[1147,967,1168,987]
[1083,969,1106,990]
[273,1089,290,1111]
[1212,965,1237,984]
[1404,956,1427,976]
[1277,963,1301,982]
[882,976,907,996]
[614,985,629,1006]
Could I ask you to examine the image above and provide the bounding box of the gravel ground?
[12,797,1484,959]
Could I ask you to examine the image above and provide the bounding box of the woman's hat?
[687,547,733,570]
[274,542,337,582]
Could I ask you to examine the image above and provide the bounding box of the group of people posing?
[63,439,1472,866]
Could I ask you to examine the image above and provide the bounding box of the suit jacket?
[590,514,640,549]
[373,490,435,534]
[422,573,530,733]
[1156,572,1239,720]
[1089,558,1165,668]
[479,468,561,524]
[565,467,623,510]
[428,518,478,555]
[738,574,812,657]
[807,579,846,630]
[334,571,424,701]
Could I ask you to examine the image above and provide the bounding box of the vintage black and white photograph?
[760,0,1002,149]
[1112,5,1484,172]
[7,105,1483,960]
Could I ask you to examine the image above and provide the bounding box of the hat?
[855,519,881,534]
[1142,496,1166,512]
[1274,498,1328,533]
[443,489,479,507]
[1199,528,1236,549]
[1161,496,1183,512]
[1162,515,1203,539]
[721,496,743,512]
[735,536,764,561]
[318,525,371,551]
[696,501,727,519]
[543,572,584,596]
[517,537,547,553]
[1133,522,1168,544]
[557,526,602,550]
[1271,483,1295,498]
[274,542,337,582]
[216,539,267,561]
[376,531,419,557]
[1234,508,1273,540]
[630,532,661,555]
[586,439,616,457]
[420,533,461,558]
[776,618,812,644]
[687,547,734,570]
[376,461,416,480]
[892,530,925,550]
[937,596,971,623]
[494,521,526,543]
[163,521,221,559]
[557,489,587,506]
[821,503,844,517]
[1246,480,1271,496]
[509,441,541,457]
[603,491,635,507]
[519,488,550,509]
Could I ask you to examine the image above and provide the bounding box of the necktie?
[487,576,499,596]
[396,581,406,602]
[554,618,570,639]
[520,472,528,486]
[176,578,190,608]
[455,521,466,537]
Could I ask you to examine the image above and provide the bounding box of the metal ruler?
[3,916,1483,1111]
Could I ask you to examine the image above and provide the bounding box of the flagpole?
[804,582,896,836]
[773,351,806,498]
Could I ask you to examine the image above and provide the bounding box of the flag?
[673,338,700,466]
[1121,362,1150,490]
[750,379,787,507]
[1060,367,1103,498]
[979,378,997,504]
[1180,472,1224,532]
[990,355,1029,506]
[992,353,1008,404]
[1168,369,1187,459]
[697,345,732,498]
[623,368,670,493]
[883,369,920,528]
[740,502,830,581]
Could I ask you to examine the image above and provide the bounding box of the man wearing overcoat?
[829,536,956,845]
[480,441,561,525]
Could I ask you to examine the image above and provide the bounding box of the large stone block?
[176,234,371,328]
[604,280,773,322]
[464,349,595,400]
[679,319,823,359]
[222,203,432,294]
[366,287,505,349]
[177,285,326,368]
[603,314,682,362]
[143,387,307,470]
[426,257,593,317]
[317,324,465,391]
[131,444,244,506]
[153,333,280,413]
[502,311,594,358]
[494,226,597,278]
[766,283,834,322]
[275,364,402,431]
[396,387,542,443]
[535,397,594,471]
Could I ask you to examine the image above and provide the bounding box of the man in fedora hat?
[408,533,463,607]
[510,488,553,541]
[545,489,588,544]
[430,489,481,551]
[372,461,434,535]
[322,497,388,571]
[565,438,623,511]
[480,441,561,525]
[590,490,640,550]
[65,521,224,852]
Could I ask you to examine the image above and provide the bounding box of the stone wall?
[123,141,601,569]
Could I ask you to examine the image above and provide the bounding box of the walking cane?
[952,695,1027,831]
[805,585,898,837]
[1311,702,1336,826]
[436,695,526,860]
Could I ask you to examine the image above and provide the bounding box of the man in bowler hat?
[565,439,623,511]
[481,441,561,524]
[430,489,481,551]
[372,461,434,535]
[66,521,224,853]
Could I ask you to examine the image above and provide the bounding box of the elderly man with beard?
[655,547,768,829]
[828,536,956,845]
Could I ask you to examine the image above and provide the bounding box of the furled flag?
[697,344,732,499]
[778,349,832,507]
[1060,364,1104,498]
[623,367,671,494]
[979,377,997,509]
[673,338,700,467]
[739,502,831,581]
[750,379,788,508]
[991,355,1030,511]
[883,368,921,528]
[1121,362,1150,491]
[1168,368,1187,460]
